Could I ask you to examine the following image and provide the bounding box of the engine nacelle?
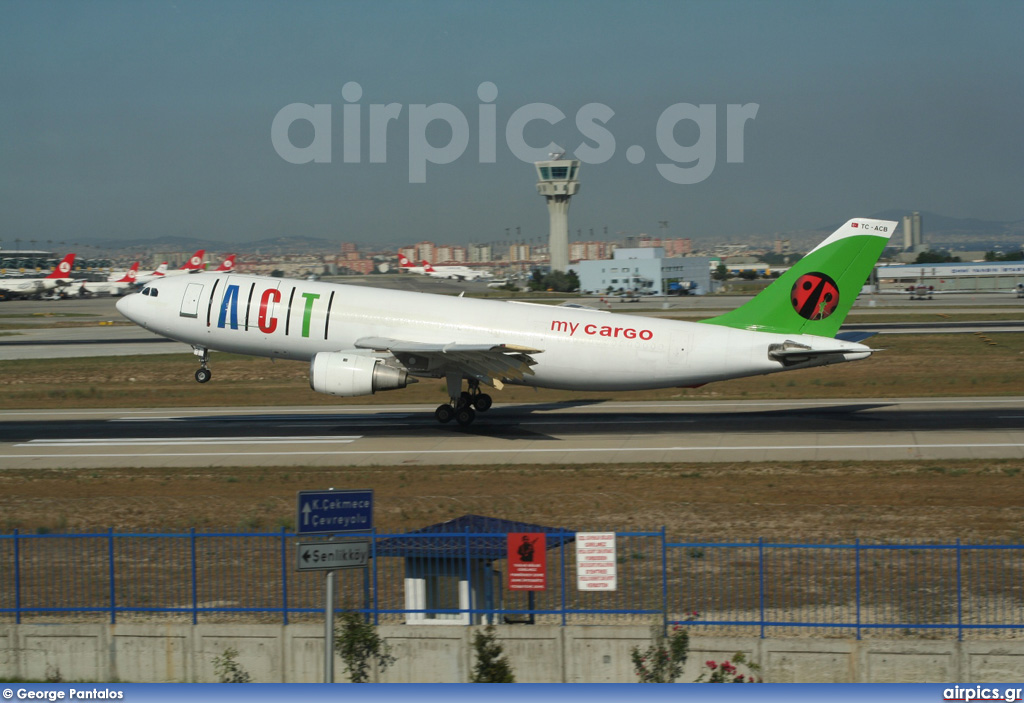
[310,351,412,397]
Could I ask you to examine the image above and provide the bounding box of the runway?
[1,397,1022,469]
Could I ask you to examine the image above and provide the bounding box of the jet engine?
[310,351,413,397]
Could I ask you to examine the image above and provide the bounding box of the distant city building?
[622,235,692,257]
[413,241,435,264]
[570,241,611,262]
[467,243,492,263]
[339,259,376,275]
[902,212,923,252]
[508,243,531,262]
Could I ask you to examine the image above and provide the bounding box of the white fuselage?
[117,273,870,391]
[424,266,491,281]
[0,277,70,297]
[76,280,135,297]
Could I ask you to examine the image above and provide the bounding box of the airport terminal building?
[576,247,712,295]
[876,261,1024,293]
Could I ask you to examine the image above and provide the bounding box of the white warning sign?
[576,532,617,591]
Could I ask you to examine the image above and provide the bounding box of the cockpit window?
[141,287,159,297]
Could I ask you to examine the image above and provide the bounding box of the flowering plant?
[696,652,762,683]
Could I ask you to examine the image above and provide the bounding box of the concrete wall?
[2,623,1023,683]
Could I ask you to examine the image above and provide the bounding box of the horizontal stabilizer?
[835,331,878,343]
[768,340,875,366]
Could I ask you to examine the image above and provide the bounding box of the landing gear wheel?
[435,404,455,424]
[473,393,492,412]
[458,391,473,408]
[192,345,211,384]
[455,406,476,426]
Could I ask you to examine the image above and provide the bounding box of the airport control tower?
[535,156,580,272]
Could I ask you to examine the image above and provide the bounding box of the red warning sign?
[507,532,547,591]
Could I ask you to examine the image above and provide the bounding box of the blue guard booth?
[375,514,575,625]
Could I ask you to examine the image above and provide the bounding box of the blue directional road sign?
[296,489,373,535]
[296,539,370,572]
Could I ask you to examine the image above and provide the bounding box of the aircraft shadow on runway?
[4,402,1021,445]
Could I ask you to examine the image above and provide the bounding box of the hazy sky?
[2,0,1022,247]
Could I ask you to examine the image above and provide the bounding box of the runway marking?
[111,418,185,422]
[17,436,361,448]
[4,441,1022,459]
[520,419,696,425]
[109,413,412,423]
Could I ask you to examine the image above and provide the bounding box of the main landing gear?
[434,376,492,426]
[192,345,212,383]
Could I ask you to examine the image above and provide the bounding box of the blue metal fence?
[1,530,1021,639]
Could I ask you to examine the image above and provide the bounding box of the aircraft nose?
[115,292,145,327]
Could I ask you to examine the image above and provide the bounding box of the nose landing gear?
[434,376,493,425]
[192,346,212,383]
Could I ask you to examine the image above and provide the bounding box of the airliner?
[212,254,236,272]
[76,263,139,297]
[135,263,169,285]
[0,253,76,299]
[422,262,493,281]
[117,219,895,425]
[106,262,140,282]
[163,250,206,276]
[400,254,491,281]
[398,254,426,274]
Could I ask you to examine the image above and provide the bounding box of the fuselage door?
[180,282,204,318]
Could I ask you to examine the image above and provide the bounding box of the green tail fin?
[701,218,897,337]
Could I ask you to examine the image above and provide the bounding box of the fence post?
[13,529,21,625]
[371,526,379,626]
[661,526,668,630]
[190,528,198,625]
[560,530,567,627]
[855,539,861,641]
[464,529,472,624]
[956,539,963,642]
[108,528,116,625]
[280,527,289,626]
[758,537,765,639]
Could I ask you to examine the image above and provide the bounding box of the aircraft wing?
[354,336,542,389]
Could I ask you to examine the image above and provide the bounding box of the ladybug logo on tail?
[791,272,840,320]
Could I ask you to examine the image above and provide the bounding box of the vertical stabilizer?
[701,218,896,337]
[45,253,76,279]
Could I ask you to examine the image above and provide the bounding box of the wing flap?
[354,336,541,387]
